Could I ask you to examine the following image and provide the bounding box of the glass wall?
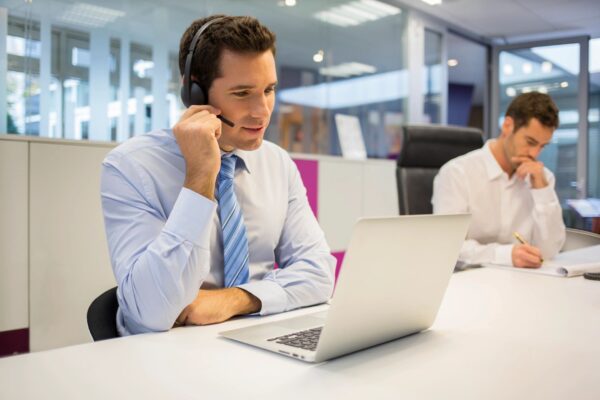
[497,43,581,206]
[423,28,442,124]
[589,38,600,198]
[61,28,90,140]
[446,32,488,131]
[6,17,43,135]
[2,0,415,158]
[129,42,153,137]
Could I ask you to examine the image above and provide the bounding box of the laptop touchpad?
[273,312,327,330]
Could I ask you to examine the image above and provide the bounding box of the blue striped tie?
[216,155,250,288]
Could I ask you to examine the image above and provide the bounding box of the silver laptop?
[220,214,470,363]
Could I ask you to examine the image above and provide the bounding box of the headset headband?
[183,17,225,103]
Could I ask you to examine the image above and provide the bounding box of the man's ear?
[500,116,514,138]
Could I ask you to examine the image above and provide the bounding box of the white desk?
[1,268,599,399]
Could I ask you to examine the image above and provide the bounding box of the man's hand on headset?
[173,105,223,200]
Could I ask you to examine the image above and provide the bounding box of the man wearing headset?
[100,15,336,336]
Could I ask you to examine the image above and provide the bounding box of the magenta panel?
[293,159,318,218]
[0,328,29,357]
[332,251,345,283]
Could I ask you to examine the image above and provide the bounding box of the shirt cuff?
[237,279,288,316]
[494,244,514,266]
[163,188,216,248]
[530,185,558,205]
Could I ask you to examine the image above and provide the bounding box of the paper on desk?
[483,244,600,277]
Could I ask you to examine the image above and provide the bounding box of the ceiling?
[1,0,409,74]
[3,0,597,72]
[395,0,600,42]
[2,0,597,103]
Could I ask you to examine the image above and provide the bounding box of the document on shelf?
[483,244,600,277]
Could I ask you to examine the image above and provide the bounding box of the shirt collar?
[220,148,251,174]
[482,139,505,181]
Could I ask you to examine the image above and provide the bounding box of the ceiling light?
[537,86,548,94]
[319,62,377,78]
[314,11,359,27]
[503,64,513,76]
[560,81,569,88]
[352,0,393,17]
[447,59,458,67]
[313,50,324,63]
[58,3,125,28]
[541,61,553,73]
[522,63,532,74]
[278,0,297,6]
[360,0,401,14]
[314,0,401,27]
[522,87,532,93]
[506,87,516,97]
[338,4,379,21]
[421,0,443,5]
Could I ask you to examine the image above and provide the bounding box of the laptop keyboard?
[267,327,323,351]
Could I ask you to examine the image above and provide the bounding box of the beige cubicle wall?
[0,140,28,334]
[0,136,117,351]
[29,141,117,350]
[0,135,397,352]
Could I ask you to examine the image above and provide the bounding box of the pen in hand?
[513,231,544,263]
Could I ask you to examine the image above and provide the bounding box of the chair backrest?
[562,228,600,252]
[87,286,119,341]
[396,124,484,215]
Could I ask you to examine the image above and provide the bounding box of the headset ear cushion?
[180,84,190,108]
[189,81,207,106]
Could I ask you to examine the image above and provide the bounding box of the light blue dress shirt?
[101,129,336,336]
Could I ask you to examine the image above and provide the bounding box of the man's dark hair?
[178,15,276,93]
[505,92,559,132]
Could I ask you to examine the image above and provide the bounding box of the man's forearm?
[232,288,262,315]
[178,287,262,326]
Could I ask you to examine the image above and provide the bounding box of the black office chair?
[87,286,119,341]
[396,124,484,215]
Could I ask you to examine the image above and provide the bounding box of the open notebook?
[483,244,600,277]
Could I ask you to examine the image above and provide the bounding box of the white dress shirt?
[432,140,565,266]
[101,129,336,336]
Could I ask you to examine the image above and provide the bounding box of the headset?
[180,17,235,127]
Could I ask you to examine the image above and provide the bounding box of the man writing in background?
[432,92,566,268]
[101,15,335,336]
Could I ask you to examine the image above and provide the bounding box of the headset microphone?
[180,17,235,128]
[217,115,234,127]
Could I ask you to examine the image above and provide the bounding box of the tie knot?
[219,155,237,181]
